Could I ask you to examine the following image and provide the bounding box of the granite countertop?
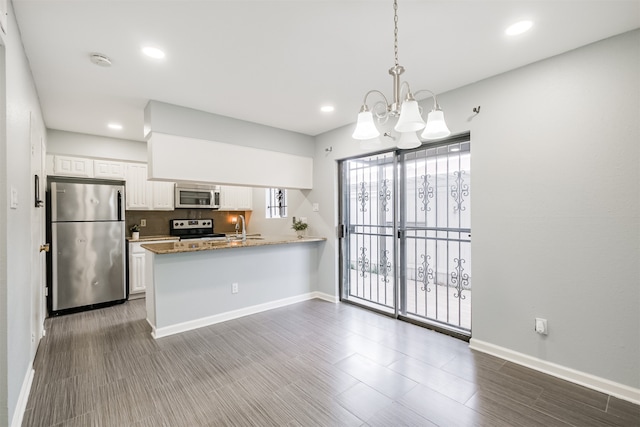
[127,235,180,243]
[141,235,326,254]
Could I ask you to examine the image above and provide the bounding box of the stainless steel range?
[169,219,227,241]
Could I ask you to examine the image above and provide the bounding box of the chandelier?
[352,0,451,149]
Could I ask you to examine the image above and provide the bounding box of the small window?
[266,188,287,218]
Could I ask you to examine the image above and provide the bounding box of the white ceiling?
[12,0,640,142]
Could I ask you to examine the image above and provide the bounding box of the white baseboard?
[311,291,339,303]
[152,292,337,339]
[11,368,34,427]
[469,338,640,405]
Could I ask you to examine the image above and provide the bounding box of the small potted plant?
[130,224,140,240]
[291,218,308,239]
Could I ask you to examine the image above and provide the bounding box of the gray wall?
[1,2,48,424]
[145,100,315,158]
[310,30,640,388]
[47,129,147,162]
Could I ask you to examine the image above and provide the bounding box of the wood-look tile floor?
[23,299,639,426]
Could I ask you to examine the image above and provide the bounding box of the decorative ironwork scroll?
[418,254,434,292]
[379,179,391,212]
[358,182,369,212]
[418,174,434,212]
[451,171,469,212]
[379,249,391,283]
[358,247,369,278]
[451,257,470,299]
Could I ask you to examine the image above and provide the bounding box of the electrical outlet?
[232,282,239,294]
[140,219,147,227]
[535,318,548,335]
[312,203,319,212]
[300,217,307,223]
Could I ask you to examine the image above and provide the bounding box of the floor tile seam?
[537,387,610,414]
[530,395,618,427]
[499,361,610,405]
[465,387,577,427]
[331,361,419,401]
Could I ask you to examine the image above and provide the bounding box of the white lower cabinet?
[129,239,177,298]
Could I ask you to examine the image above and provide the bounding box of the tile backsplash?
[126,210,250,237]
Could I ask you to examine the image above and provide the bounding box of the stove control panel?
[171,219,213,229]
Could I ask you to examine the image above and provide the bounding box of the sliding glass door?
[400,141,471,333]
[340,137,471,335]
[340,152,397,313]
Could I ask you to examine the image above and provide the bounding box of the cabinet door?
[236,187,253,210]
[220,186,253,211]
[219,186,238,210]
[151,181,175,210]
[94,160,126,179]
[129,252,146,294]
[125,164,151,210]
[54,156,94,177]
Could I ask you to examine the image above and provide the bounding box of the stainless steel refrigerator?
[48,177,126,313]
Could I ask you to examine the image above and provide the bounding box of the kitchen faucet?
[238,215,246,242]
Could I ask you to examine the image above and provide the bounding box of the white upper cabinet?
[219,186,252,211]
[47,154,173,210]
[151,181,175,210]
[125,163,151,210]
[125,163,175,211]
[93,159,126,179]
[53,155,94,178]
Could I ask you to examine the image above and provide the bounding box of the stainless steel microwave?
[174,185,221,209]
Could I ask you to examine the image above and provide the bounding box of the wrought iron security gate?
[400,141,471,333]
[340,137,471,334]
[340,152,396,313]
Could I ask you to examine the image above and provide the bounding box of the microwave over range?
[175,185,221,209]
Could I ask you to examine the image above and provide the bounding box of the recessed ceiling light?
[108,123,123,130]
[142,46,165,59]
[89,53,112,67]
[505,20,533,36]
[320,105,335,113]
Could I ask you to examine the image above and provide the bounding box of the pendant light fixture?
[352,0,451,147]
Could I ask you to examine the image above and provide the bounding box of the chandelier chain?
[393,0,399,67]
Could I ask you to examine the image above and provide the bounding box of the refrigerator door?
[51,181,124,222]
[51,221,126,311]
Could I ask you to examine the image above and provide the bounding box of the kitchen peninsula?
[142,236,326,338]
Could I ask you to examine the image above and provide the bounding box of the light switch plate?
[312,203,319,212]
[10,187,18,209]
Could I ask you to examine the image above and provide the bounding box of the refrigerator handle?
[117,190,123,221]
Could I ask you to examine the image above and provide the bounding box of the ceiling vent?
[89,53,112,67]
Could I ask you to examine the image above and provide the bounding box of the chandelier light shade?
[396,131,421,149]
[422,109,451,139]
[353,0,451,148]
[394,99,426,132]
[352,110,381,140]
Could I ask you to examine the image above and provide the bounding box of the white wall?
[47,129,146,162]
[0,39,8,427]
[311,30,640,390]
[2,2,48,425]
